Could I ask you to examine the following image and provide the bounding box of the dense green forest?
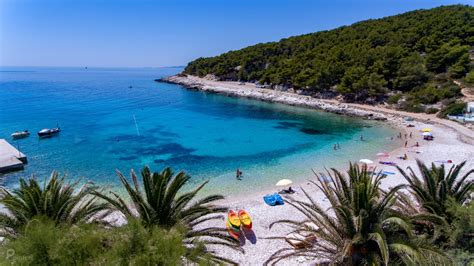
[184,5,473,113]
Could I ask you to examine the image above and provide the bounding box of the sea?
[0,67,401,195]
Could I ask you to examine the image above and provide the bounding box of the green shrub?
[465,70,474,84]
[406,84,461,105]
[0,218,197,266]
[438,102,466,118]
[445,200,474,251]
[425,107,439,114]
[442,200,474,265]
[400,102,425,113]
[387,94,402,104]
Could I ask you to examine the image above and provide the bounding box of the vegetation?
[0,217,202,265]
[438,101,467,117]
[444,200,474,264]
[266,164,448,265]
[184,5,473,110]
[397,160,473,222]
[0,171,109,239]
[0,162,472,265]
[465,70,474,84]
[397,160,473,259]
[0,167,240,265]
[92,166,241,264]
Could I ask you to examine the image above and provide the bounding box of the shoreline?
[158,75,474,145]
[157,74,474,265]
[199,118,474,265]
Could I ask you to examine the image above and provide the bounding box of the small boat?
[227,210,241,231]
[11,130,30,140]
[38,127,61,138]
[238,209,252,229]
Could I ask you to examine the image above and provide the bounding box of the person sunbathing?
[280,186,296,194]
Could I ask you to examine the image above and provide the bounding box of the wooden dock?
[0,139,27,173]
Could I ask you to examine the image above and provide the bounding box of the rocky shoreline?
[158,75,388,121]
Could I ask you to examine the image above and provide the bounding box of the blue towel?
[263,194,284,206]
[382,171,395,175]
[273,194,284,205]
[263,195,277,206]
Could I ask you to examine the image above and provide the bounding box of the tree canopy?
[184,5,473,105]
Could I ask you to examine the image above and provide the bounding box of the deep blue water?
[0,67,400,194]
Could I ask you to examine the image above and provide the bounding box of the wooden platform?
[0,139,27,173]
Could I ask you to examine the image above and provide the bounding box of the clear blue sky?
[1,0,472,67]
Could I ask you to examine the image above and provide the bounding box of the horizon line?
[0,65,186,69]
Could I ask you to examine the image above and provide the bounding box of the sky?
[1,0,472,67]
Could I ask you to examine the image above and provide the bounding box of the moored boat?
[11,130,30,140]
[38,127,61,138]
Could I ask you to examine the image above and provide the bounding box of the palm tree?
[93,166,241,264]
[266,163,447,265]
[397,160,473,221]
[0,171,110,239]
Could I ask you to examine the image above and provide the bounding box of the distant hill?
[183,5,474,112]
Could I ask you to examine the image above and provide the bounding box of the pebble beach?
[160,74,474,265]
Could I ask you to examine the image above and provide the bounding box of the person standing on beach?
[409,132,412,138]
[360,135,364,141]
[333,144,337,150]
[236,168,242,179]
[405,141,408,147]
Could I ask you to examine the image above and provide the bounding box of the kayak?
[238,209,252,229]
[227,210,241,230]
[226,222,240,240]
[226,219,240,232]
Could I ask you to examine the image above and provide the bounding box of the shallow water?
[0,67,401,195]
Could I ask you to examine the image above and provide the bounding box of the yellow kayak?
[228,210,241,229]
[238,209,252,229]
[226,221,240,239]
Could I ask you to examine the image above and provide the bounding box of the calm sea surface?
[0,67,400,194]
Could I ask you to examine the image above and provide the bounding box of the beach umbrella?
[359,159,374,164]
[376,152,389,157]
[422,132,432,136]
[422,128,432,132]
[276,179,293,187]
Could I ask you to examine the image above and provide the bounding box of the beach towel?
[263,193,284,206]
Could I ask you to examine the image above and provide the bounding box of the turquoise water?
[0,67,400,195]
